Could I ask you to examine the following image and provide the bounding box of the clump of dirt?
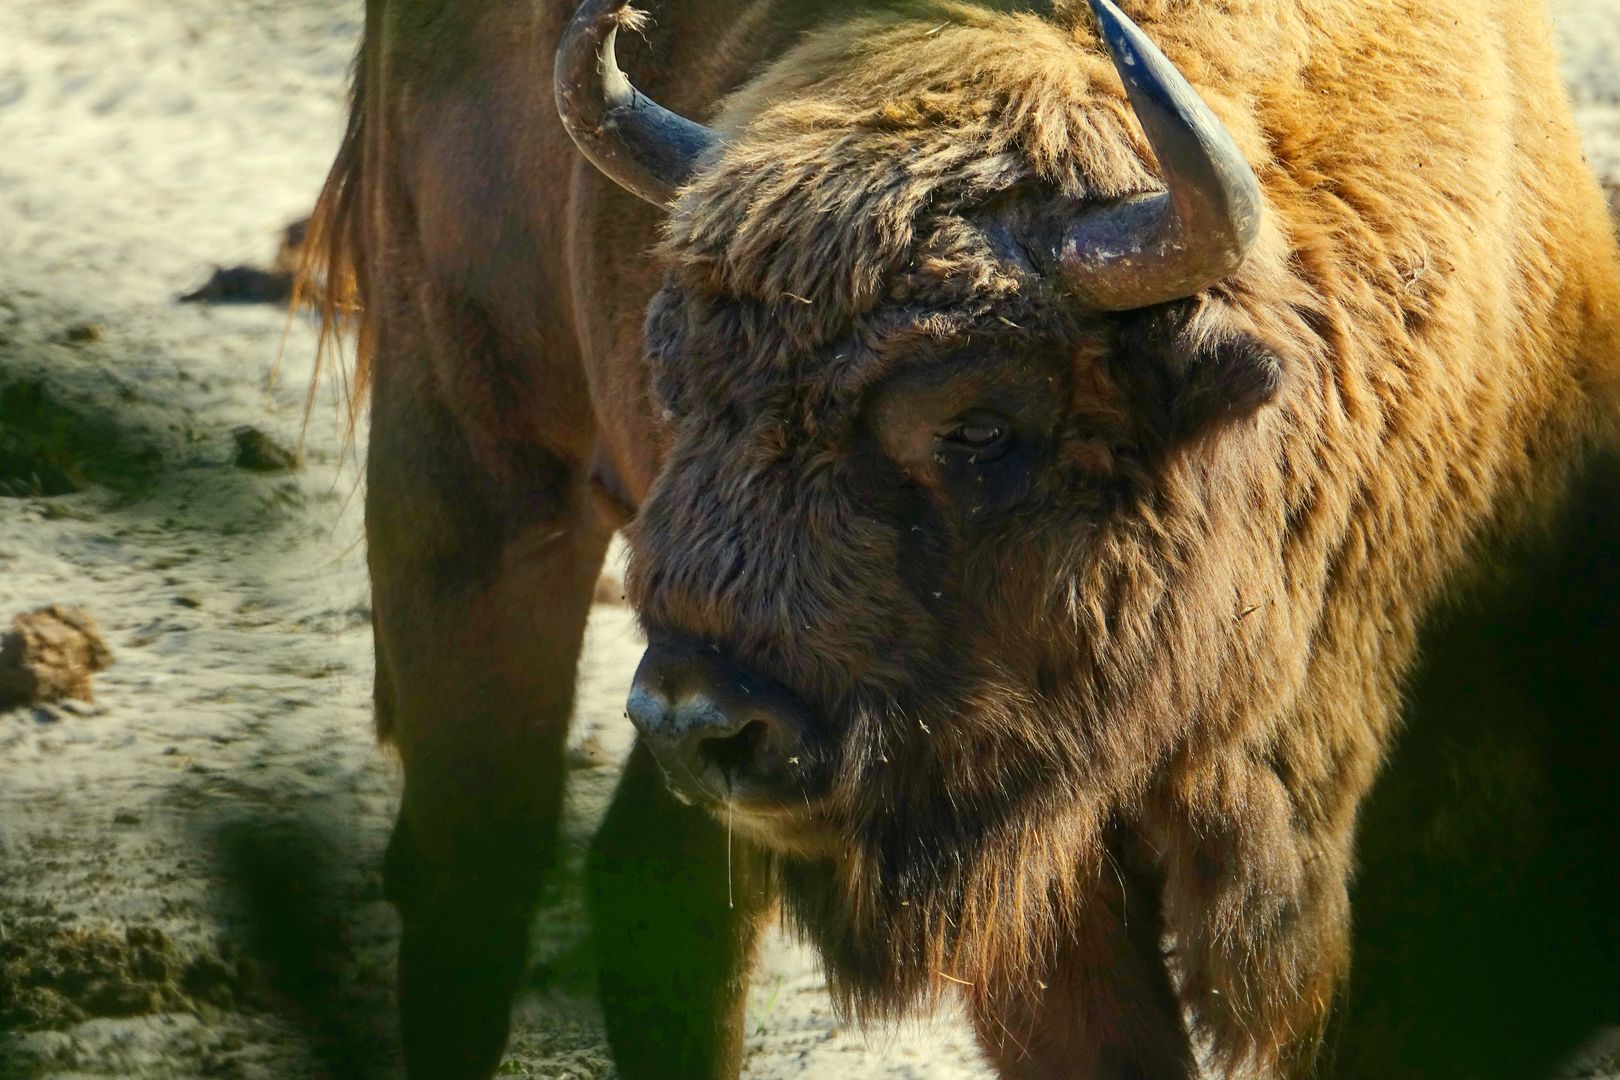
[0,921,252,1031]
[0,377,164,497]
[0,605,113,708]
[58,322,103,345]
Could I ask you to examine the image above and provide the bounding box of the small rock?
[0,606,113,709]
[112,811,140,825]
[232,427,302,473]
[60,322,102,344]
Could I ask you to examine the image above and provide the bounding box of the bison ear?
[1113,303,1283,449]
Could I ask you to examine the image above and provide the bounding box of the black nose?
[626,635,805,805]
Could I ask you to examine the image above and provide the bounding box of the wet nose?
[626,635,803,804]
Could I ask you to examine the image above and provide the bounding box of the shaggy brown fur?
[304,0,1620,1077]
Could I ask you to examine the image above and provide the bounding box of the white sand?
[0,1,1617,1077]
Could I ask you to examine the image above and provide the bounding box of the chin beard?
[771,793,1106,1021]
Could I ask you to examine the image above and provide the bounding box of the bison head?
[559,0,1314,1016]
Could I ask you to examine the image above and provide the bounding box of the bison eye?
[938,411,1013,463]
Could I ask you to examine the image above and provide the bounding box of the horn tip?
[614,5,650,33]
[556,0,718,207]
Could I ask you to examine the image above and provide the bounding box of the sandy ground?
[0,1,1618,1078]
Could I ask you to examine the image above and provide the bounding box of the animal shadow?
[205,813,399,1080]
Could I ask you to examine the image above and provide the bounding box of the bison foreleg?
[1149,754,1359,1080]
[969,830,1197,1080]
[587,741,773,1079]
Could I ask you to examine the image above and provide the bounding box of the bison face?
[622,221,1291,1009]
[624,283,1084,855]
[624,264,1283,859]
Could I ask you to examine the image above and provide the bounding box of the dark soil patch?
[0,378,165,497]
[0,921,252,1031]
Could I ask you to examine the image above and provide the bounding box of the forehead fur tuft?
[660,5,1163,328]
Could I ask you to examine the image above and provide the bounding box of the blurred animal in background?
[300,0,1620,1076]
[180,217,310,305]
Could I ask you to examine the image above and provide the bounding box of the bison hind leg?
[366,383,614,1077]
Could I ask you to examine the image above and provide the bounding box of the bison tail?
[290,7,381,448]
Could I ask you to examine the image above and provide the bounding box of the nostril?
[625,686,670,736]
[696,718,772,780]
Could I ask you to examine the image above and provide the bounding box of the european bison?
[303,0,1620,1076]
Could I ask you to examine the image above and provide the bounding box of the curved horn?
[1063,0,1263,310]
[555,1,718,205]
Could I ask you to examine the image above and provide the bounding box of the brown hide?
[303,0,1620,1077]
